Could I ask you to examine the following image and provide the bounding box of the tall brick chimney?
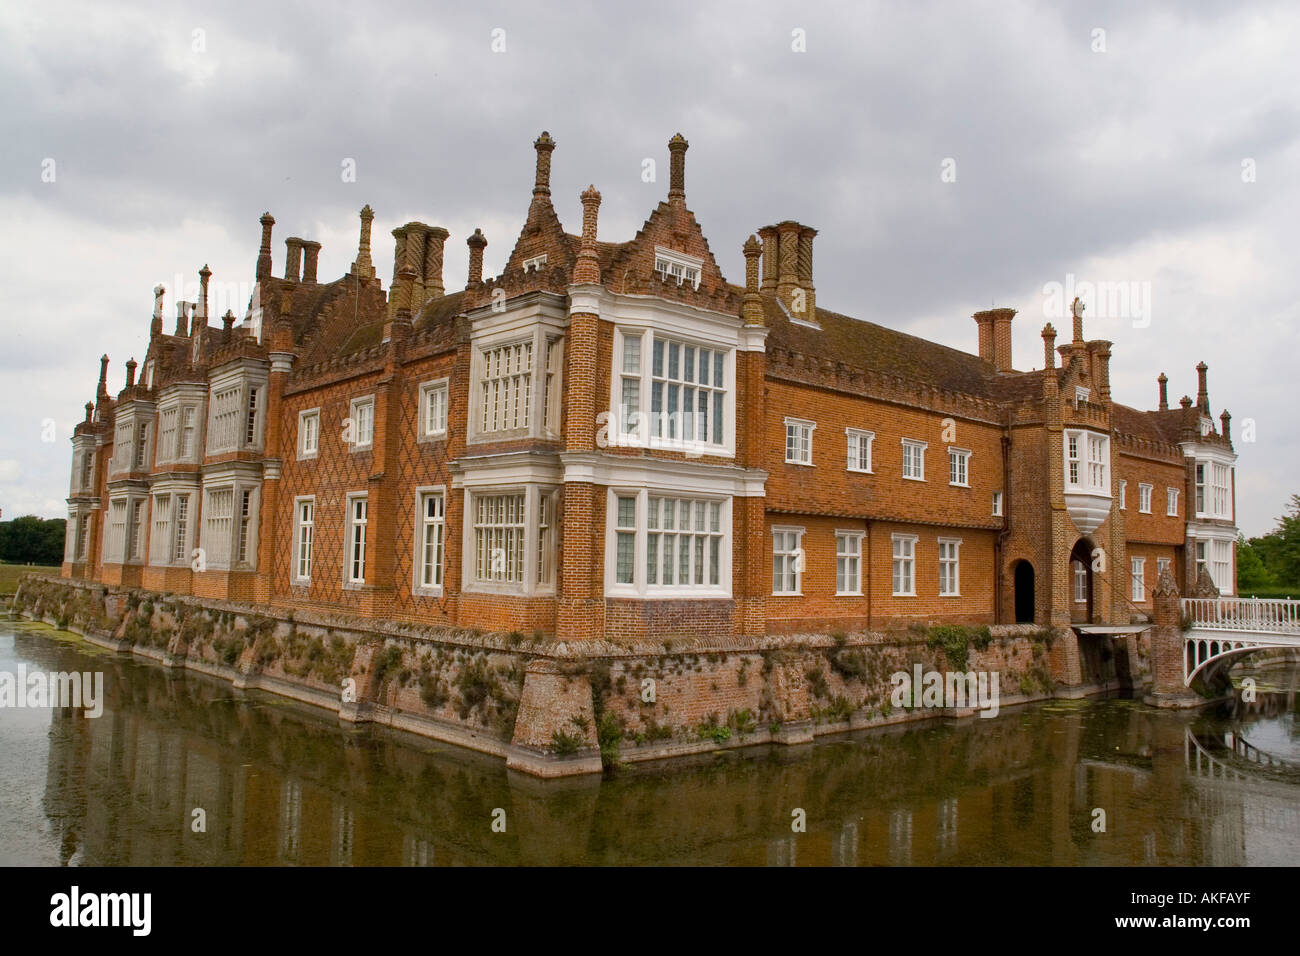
[573,186,602,285]
[1071,296,1085,344]
[125,358,137,388]
[150,284,164,338]
[1157,372,1168,411]
[466,229,487,287]
[775,220,802,313]
[1196,361,1209,412]
[1094,342,1112,402]
[974,308,1016,372]
[534,131,555,199]
[796,225,817,320]
[742,235,764,326]
[351,205,375,279]
[1220,409,1231,441]
[198,264,210,324]
[175,301,189,338]
[301,242,321,283]
[256,212,275,280]
[97,354,109,400]
[758,225,778,292]
[1041,323,1056,369]
[284,237,304,282]
[423,227,449,299]
[668,133,688,203]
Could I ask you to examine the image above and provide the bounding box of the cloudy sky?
[1,0,1295,535]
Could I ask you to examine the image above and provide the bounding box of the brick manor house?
[62,132,1238,643]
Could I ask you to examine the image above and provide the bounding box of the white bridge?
[1182,597,1300,686]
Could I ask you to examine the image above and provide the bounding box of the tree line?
[1237,494,1300,595]
[0,515,66,566]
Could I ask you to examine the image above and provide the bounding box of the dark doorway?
[1013,561,1035,623]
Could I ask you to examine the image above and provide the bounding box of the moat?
[2,617,1297,866]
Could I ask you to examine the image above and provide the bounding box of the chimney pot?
[975,307,1017,372]
[758,225,779,292]
[351,205,375,279]
[1041,323,1057,369]
[125,358,137,388]
[198,264,211,321]
[573,186,603,285]
[422,227,449,299]
[257,212,275,280]
[284,237,304,282]
[533,131,556,198]
[300,242,320,283]
[466,228,488,287]
[1195,361,1209,411]
[667,133,688,202]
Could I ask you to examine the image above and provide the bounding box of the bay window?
[611,328,732,454]
[603,489,731,597]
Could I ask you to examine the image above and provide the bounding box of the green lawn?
[0,563,60,597]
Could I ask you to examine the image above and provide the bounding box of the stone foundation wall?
[12,574,1149,777]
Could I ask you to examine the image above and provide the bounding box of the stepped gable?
[288,273,388,370]
[763,295,997,401]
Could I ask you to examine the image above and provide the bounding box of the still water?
[2,619,1297,866]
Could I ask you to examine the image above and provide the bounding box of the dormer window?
[653,247,703,290]
[1074,386,1090,406]
[522,254,548,273]
[1200,418,1212,437]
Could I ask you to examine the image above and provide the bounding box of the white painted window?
[1064,429,1110,494]
[1212,463,1231,519]
[542,336,563,438]
[618,335,642,438]
[79,450,93,492]
[133,423,150,470]
[992,491,1003,517]
[939,538,961,596]
[773,527,805,595]
[236,489,254,565]
[836,531,862,595]
[346,494,368,584]
[892,534,917,596]
[652,337,727,446]
[948,448,970,487]
[298,409,319,458]
[159,409,178,463]
[128,499,146,561]
[1087,433,1107,489]
[647,496,724,590]
[536,491,556,587]
[151,494,171,565]
[1131,556,1146,602]
[653,247,703,290]
[294,498,314,582]
[1073,560,1087,603]
[902,440,926,481]
[1166,487,1179,516]
[1075,386,1090,405]
[479,341,532,434]
[474,493,526,584]
[615,495,637,584]
[349,396,374,450]
[244,387,260,447]
[785,418,815,465]
[416,491,445,591]
[202,488,234,568]
[1195,463,1206,514]
[209,385,242,453]
[420,380,448,439]
[180,406,197,458]
[1067,433,1080,484]
[172,494,190,563]
[1213,540,1233,595]
[105,498,127,562]
[114,420,133,472]
[1195,541,1208,579]
[1139,483,1153,514]
[521,253,548,273]
[1119,480,1127,510]
[846,429,874,473]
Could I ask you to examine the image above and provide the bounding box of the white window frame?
[652,246,704,290]
[938,537,961,597]
[846,428,874,473]
[413,486,447,596]
[103,497,128,564]
[419,378,449,441]
[293,496,314,584]
[1211,463,1231,519]
[1063,429,1110,494]
[1119,479,1127,510]
[785,418,815,466]
[345,492,368,586]
[948,447,971,488]
[902,439,927,482]
[349,396,375,451]
[992,491,1003,517]
[1212,539,1233,596]
[1138,482,1153,514]
[1131,556,1146,602]
[461,485,559,596]
[150,493,172,565]
[835,531,863,596]
[891,533,917,597]
[1073,560,1088,604]
[772,526,805,596]
[1166,487,1179,517]
[604,489,731,598]
[298,408,319,460]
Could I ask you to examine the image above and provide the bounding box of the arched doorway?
[1069,539,1095,625]
[1013,561,1035,623]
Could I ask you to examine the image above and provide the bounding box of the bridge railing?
[1183,597,1300,633]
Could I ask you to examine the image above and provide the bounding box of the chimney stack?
[175,301,189,337]
[533,131,555,198]
[351,205,375,279]
[741,235,764,326]
[1094,343,1112,402]
[1196,361,1209,411]
[1220,409,1231,441]
[974,308,1016,372]
[125,358,137,388]
[573,186,603,285]
[98,354,110,399]
[1071,296,1085,344]
[1179,395,1193,410]
[758,225,779,292]
[301,241,320,283]
[668,133,688,203]
[198,264,210,322]
[1157,372,1168,411]
[256,212,275,280]
[284,237,304,282]
[150,284,164,338]
[423,227,449,299]
[84,401,93,423]
[466,229,487,287]
[775,220,802,312]
[796,225,817,319]
[1041,323,1057,369]
[222,310,235,341]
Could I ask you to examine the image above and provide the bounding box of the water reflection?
[5,621,1299,866]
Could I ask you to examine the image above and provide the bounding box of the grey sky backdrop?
[1,0,1295,536]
